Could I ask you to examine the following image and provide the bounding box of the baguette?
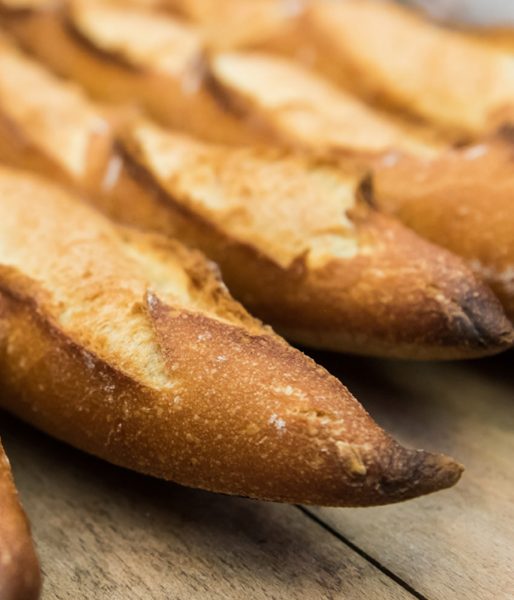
[303,0,514,138]
[108,122,514,358]
[0,440,41,600]
[87,3,514,325]
[0,39,511,359]
[0,166,464,505]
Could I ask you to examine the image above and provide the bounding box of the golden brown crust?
[0,167,463,505]
[0,441,41,600]
[468,26,514,53]
[151,1,460,148]
[374,134,514,321]
[0,0,442,152]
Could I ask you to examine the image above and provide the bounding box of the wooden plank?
[310,350,514,600]
[1,414,413,600]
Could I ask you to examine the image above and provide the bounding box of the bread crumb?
[269,413,286,432]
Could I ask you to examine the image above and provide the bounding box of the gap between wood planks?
[297,506,429,600]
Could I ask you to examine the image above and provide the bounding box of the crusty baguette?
[373,134,514,321]
[0,166,464,505]
[0,440,41,600]
[303,0,514,138]
[0,39,511,359]
[109,121,514,358]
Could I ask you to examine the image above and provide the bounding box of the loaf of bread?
[0,440,41,600]
[0,37,511,359]
[110,121,514,358]
[0,167,465,505]
[302,0,514,138]
[208,50,451,155]
[12,0,510,325]
[67,1,510,325]
[0,33,112,194]
[167,0,514,139]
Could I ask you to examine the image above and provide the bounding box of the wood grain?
[0,413,412,600]
[311,350,514,600]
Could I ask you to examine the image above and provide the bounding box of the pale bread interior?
[127,122,367,268]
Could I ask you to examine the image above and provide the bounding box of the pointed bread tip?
[373,446,464,505]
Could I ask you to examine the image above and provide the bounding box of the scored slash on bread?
[170,0,514,140]
[0,440,41,600]
[0,167,464,505]
[0,38,511,358]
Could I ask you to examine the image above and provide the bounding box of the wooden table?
[1,350,513,599]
